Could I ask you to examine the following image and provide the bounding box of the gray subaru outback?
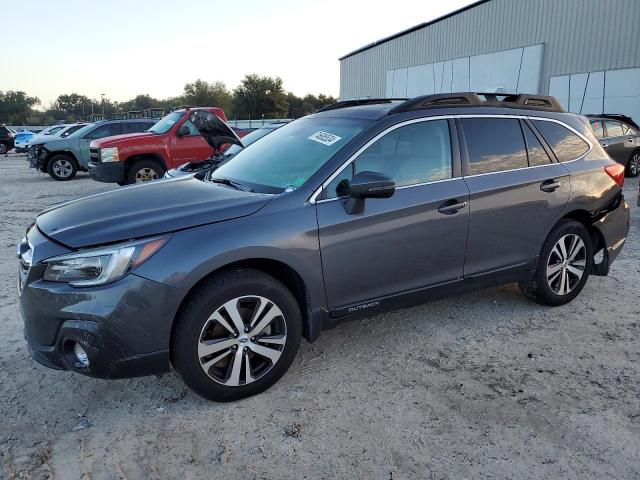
[17,93,630,402]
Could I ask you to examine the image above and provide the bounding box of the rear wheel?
[0,143,8,154]
[519,220,593,306]
[626,151,640,177]
[171,269,302,402]
[47,154,77,181]
[126,160,164,184]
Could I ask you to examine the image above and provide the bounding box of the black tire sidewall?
[47,155,77,181]
[126,160,164,184]
[172,270,302,402]
[534,221,593,306]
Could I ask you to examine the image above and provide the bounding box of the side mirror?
[342,171,395,214]
[176,125,190,137]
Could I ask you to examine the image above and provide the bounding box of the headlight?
[100,147,119,163]
[42,236,168,287]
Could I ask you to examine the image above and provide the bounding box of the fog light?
[73,343,89,368]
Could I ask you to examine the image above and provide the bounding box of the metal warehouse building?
[339,0,640,120]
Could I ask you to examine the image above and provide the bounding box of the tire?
[519,220,593,306]
[47,154,77,181]
[626,151,640,178]
[126,160,164,184]
[0,143,7,155]
[171,269,302,402]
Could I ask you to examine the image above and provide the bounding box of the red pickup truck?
[89,107,233,185]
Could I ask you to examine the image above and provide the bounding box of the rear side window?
[83,123,122,140]
[590,120,604,139]
[604,120,624,137]
[532,120,590,162]
[324,120,452,199]
[523,123,553,166]
[462,118,528,174]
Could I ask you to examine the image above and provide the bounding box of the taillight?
[604,163,625,188]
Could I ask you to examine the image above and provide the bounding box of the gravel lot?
[1,153,638,479]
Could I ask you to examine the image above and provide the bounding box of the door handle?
[438,200,467,215]
[628,137,635,143]
[602,143,609,148]
[540,180,562,192]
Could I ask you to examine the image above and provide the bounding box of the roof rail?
[316,98,407,113]
[389,92,565,115]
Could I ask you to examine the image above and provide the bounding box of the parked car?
[17,92,630,402]
[88,107,229,185]
[586,114,640,177]
[14,129,43,153]
[25,124,88,163]
[25,124,69,147]
[0,125,15,154]
[164,119,290,178]
[29,119,155,180]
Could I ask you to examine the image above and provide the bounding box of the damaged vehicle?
[29,119,155,180]
[17,93,630,402]
[164,119,290,178]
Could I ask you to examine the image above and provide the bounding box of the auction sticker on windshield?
[308,131,342,146]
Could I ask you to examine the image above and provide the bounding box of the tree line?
[0,74,338,125]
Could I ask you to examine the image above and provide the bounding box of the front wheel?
[126,160,164,184]
[171,269,302,402]
[519,220,593,306]
[47,155,77,181]
[626,151,640,177]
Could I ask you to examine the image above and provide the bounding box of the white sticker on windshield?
[308,131,342,146]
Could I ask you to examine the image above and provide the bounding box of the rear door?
[459,116,571,277]
[316,118,470,312]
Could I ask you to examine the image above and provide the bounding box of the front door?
[316,118,470,312]
[169,118,212,168]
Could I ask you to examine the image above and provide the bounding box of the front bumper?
[88,160,125,183]
[591,194,630,275]
[19,255,184,378]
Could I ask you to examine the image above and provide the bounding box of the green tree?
[52,93,91,118]
[182,79,232,112]
[232,74,288,119]
[0,90,40,124]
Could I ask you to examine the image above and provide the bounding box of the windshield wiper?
[208,177,253,192]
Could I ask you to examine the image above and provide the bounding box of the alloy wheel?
[546,234,586,295]
[0,144,7,154]
[134,167,159,182]
[629,153,640,176]
[52,159,73,178]
[197,296,287,386]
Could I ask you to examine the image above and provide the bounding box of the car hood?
[36,175,272,248]
[91,132,158,148]
[190,110,244,150]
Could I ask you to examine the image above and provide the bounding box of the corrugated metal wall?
[339,0,640,99]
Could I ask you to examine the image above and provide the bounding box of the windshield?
[212,117,370,193]
[59,124,86,138]
[148,111,183,134]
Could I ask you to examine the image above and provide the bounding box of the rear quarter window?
[532,120,590,162]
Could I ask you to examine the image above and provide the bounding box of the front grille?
[89,148,100,163]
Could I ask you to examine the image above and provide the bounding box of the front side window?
[462,118,528,174]
[604,120,624,137]
[83,123,122,140]
[179,119,199,136]
[213,117,370,193]
[590,119,604,139]
[324,120,452,199]
[532,120,590,162]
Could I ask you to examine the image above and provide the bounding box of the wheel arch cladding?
[169,259,311,348]
[561,210,609,273]
[125,154,167,174]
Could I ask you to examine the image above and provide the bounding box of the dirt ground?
[0,153,638,480]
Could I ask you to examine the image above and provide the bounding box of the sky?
[1,0,475,108]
